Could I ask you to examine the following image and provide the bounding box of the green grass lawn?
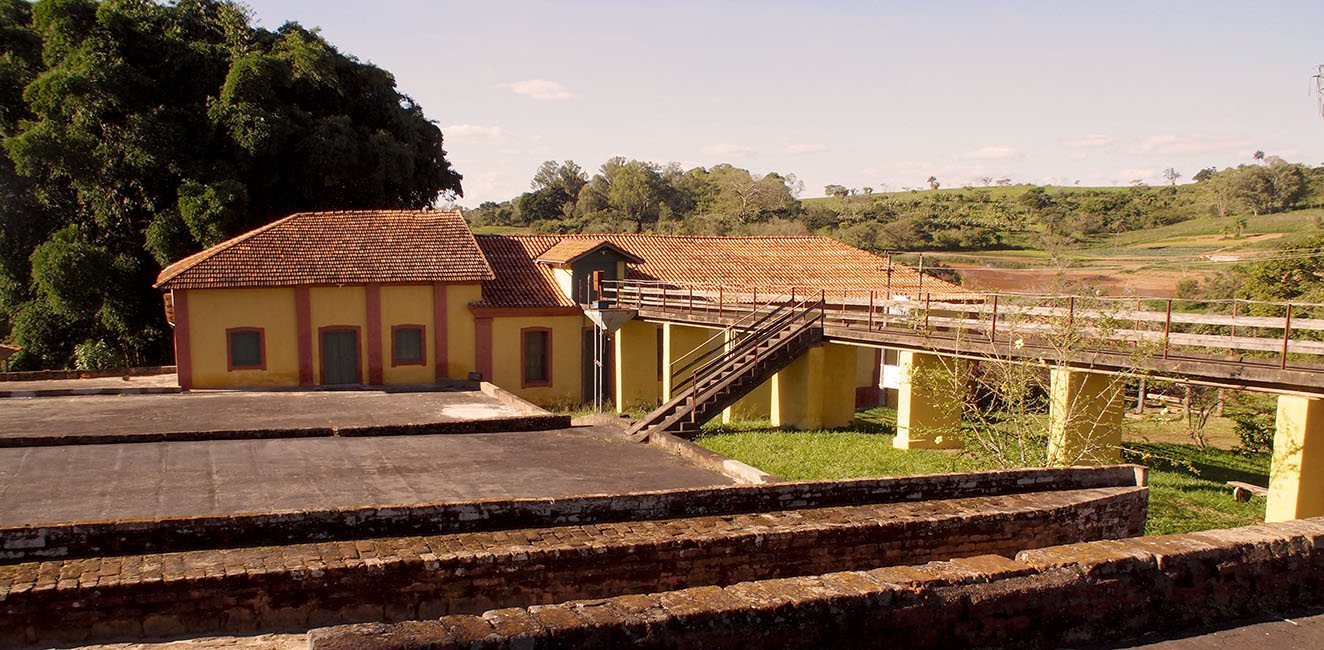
[695,411,1269,536]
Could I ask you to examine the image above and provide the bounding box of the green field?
[695,409,1268,536]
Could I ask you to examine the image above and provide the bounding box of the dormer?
[536,239,644,305]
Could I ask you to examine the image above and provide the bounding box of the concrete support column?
[1267,395,1324,522]
[614,320,660,413]
[894,351,964,450]
[661,323,718,402]
[1047,368,1123,465]
[770,343,857,430]
[722,329,771,424]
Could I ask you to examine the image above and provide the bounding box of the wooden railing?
[602,279,1324,374]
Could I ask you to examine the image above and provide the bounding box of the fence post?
[1163,299,1173,360]
[820,289,826,323]
[990,294,998,343]
[1282,303,1294,369]
[718,287,724,320]
[924,292,931,330]
[1231,300,1238,339]
[688,286,694,316]
[1068,296,1075,329]
[868,290,875,330]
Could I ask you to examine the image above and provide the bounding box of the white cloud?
[1061,134,1116,149]
[1129,134,1252,157]
[1066,152,1089,160]
[701,143,757,157]
[784,143,828,154]
[956,145,1025,161]
[495,79,575,101]
[443,124,507,141]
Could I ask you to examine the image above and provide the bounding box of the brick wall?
[310,517,1324,650]
[0,485,1145,646]
[1,465,1144,562]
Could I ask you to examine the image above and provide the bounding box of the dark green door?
[321,329,360,385]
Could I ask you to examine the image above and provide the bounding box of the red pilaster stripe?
[173,290,193,390]
[366,284,383,385]
[433,283,449,381]
[475,316,493,382]
[295,286,313,386]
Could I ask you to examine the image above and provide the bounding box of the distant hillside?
[463,156,1324,296]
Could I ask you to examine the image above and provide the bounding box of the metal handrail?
[668,299,776,378]
[671,301,803,390]
[671,299,822,395]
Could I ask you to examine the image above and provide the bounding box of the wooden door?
[321,329,360,385]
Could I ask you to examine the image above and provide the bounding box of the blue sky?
[242,0,1324,204]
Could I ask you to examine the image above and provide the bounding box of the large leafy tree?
[0,0,463,369]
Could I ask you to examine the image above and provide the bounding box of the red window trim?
[317,325,362,385]
[226,327,266,371]
[521,326,553,388]
[391,324,427,367]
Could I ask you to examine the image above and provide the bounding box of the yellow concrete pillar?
[614,320,660,413]
[662,323,719,402]
[721,329,771,424]
[894,351,964,450]
[770,343,857,430]
[1267,395,1324,522]
[1047,368,1123,465]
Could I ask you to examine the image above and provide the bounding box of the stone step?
[0,486,1145,647]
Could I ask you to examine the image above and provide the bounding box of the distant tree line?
[0,0,462,370]
[473,155,1322,260]
[467,159,806,235]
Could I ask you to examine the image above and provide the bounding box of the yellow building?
[156,209,953,408]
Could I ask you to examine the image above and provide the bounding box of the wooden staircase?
[626,300,825,442]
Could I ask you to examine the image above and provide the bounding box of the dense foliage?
[0,0,462,370]
[468,159,804,235]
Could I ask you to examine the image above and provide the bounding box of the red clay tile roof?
[475,233,964,308]
[536,239,645,265]
[474,236,576,308]
[155,210,494,290]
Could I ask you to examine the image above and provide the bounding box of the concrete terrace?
[0,426,733,527]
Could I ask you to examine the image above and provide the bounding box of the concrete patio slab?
[0,389,532,444]
[0,427,733,527]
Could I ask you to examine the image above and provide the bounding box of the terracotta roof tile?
[474,235,575,308]
[477,233,965,308]
[536,239,644,265]
[155,210,494,290]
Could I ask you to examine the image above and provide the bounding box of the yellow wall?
[447,284,481,378]
[379,284,435,385]
[1267,395,1324,522]
[186,287,299,387]
[309,286,367,384]
[615,319,660,412]
[1046,368,1124,465]
[662,323,722,401]
[185,282,483,388]
[722,328,771,423]
[855,346,878,388]
[770,343,856,430]
[489,314,584,406]
[894,351,964,450]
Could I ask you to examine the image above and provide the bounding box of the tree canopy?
[470,158,803,235]
[0,0,462,370]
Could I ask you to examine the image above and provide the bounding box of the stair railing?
[673,298,824,399]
